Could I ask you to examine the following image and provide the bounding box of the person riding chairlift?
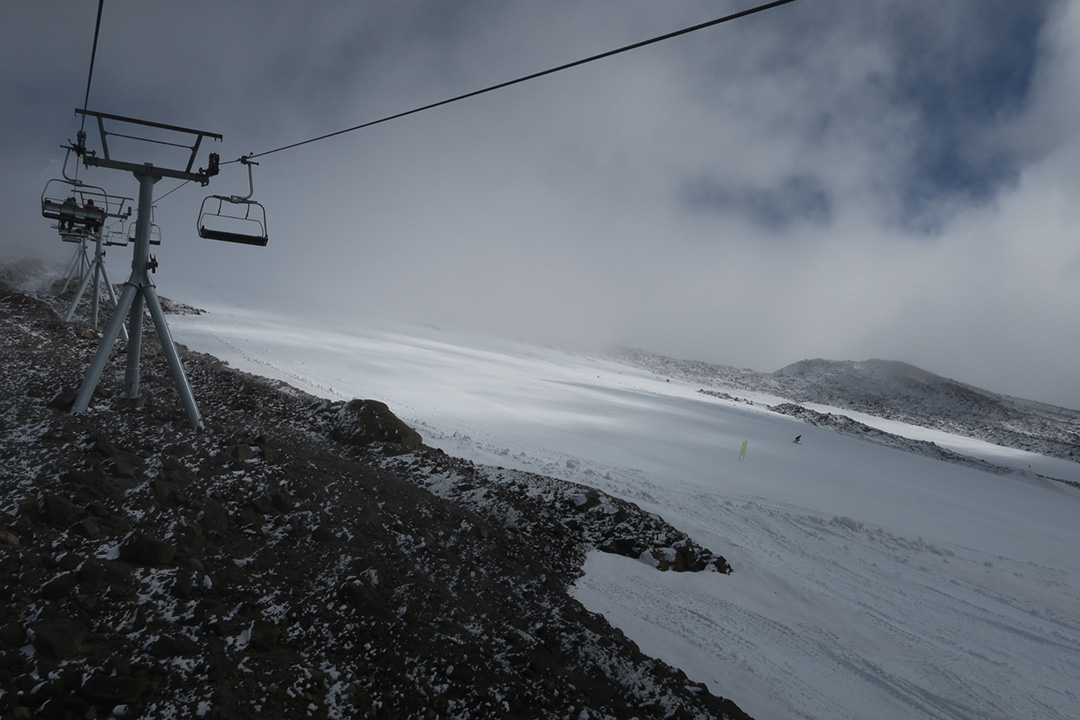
[59,197,77,232]
[84,198,101,230]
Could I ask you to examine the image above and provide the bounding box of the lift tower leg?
[72,168,203,429]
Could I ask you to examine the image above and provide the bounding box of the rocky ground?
[0,260,750,720]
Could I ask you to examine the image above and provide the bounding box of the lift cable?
[68,0,106,186]
[154,179,191,204]
[229,0,800,165]
[79,0,106,135]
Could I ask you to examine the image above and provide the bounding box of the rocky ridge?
[0,263,748,720]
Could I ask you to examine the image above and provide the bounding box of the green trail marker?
[739,440,748,460]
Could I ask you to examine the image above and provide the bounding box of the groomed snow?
[170,303,1080,720]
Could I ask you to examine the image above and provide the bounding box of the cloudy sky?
[3,0,1078,408]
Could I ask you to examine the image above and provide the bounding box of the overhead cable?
[79,0,107,134]
[234,0,801,163]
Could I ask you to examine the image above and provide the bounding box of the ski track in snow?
[169,305,1080,720]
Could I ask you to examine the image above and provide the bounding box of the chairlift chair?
[127,219,162,246]
[41,178,108,232]
[102,220,129,247]
[58,226,90,243]
[197,157,268,247]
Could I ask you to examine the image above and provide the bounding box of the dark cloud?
[881,0,1054,228]
[681,173,832,232]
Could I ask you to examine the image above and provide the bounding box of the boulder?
[330,400,422,452]
[41,493,78,527]
[81,674,148,705]
[119,532,176,566]
[0,623,25,647]
[29,619,87,659]
[197,499,230,534]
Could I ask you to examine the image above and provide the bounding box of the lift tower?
[70,110,221,429]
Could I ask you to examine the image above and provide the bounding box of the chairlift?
[127,218,162,246]
[41,178,108,232]
[124,200,162,246]
[41,152,132,240]
[197,157,268,247]
[58,226,90,244]
[102,220,129,247]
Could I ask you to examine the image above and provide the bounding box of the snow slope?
[169,302,1080,720]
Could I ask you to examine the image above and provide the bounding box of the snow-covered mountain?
[611,348,1080,462]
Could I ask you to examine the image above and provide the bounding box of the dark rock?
[75,558,106,586]
[38,698,67,720]
[81,674,148,704]
[29,619,87,659]
[73,517,100,538]
[114,395,147,410]
[171,570,194,600]
[227,443,255,462]
[270,485,294,512]
[250,620,280,651]
[330,399,423,451]
[0,623,25,647]
[151,478,177,504]
[149,634,199,658]
[106,655,132,677]
[598,536,640,559]
[119,533,176,566]
[197,499,230,534]
[41,493,78,527]
[46,387,78,410]
[250,491,273,514]
[87,434,137,479]
[40,572,77,601]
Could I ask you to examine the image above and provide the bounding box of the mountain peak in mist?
[774,357,1014,421]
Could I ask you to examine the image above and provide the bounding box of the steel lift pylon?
[69,110,222,429]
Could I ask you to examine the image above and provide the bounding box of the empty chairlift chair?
[102,220,129,247]
[127,213,162,246]
[197,157,268,247]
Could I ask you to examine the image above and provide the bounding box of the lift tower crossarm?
[74,109,222,185]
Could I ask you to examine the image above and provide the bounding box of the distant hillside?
[610,349,1080,462]
[774,358,1015,422]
